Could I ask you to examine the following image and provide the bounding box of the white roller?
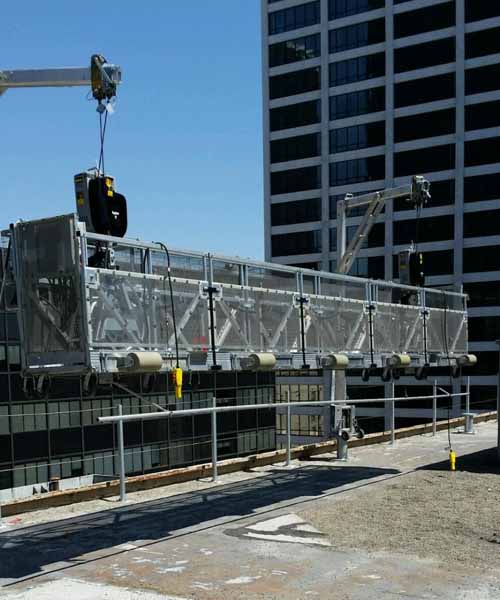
[456,354,477,367]
[387,354,411,368]
[241,353,277,371]
[321,353,349,370]
[126,352,163,372]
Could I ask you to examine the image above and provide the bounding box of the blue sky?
[0,1,264,259]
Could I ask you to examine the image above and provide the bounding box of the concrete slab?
[0,421,499,599]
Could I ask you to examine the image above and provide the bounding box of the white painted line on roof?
[245,531,331,546]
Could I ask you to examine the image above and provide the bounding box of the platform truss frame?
[2,214,468,377]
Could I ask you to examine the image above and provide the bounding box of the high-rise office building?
[262,0,500,415]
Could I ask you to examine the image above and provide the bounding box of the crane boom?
[0,67,90,93]
[336,176,430,275]
[0,56,121,97]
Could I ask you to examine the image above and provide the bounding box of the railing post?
[117,404,126,502]
[390,399,395,446]
[433,380,437,436]
[466,376,470,414]
[389,381,395,447]
[286,403,291,466]
[463,376,475,434]
[211,397,218,482]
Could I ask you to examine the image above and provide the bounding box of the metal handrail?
[98,392,469,424]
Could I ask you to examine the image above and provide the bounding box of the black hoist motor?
[398,249,425,287]
[74,171,127,237]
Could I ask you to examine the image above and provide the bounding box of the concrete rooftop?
[0,420,499,599]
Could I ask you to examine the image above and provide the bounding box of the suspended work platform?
[1,213,468,378]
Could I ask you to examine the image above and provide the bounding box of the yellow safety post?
[172,367,183,399]
[449,448,456,471]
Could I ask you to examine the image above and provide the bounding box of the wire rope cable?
[97,106,109,175]
[156,242,180,368]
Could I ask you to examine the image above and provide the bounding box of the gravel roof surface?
[301,447,500,570]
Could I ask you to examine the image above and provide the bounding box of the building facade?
[262,0,500,420]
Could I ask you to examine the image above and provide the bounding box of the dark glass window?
[84,424,114,451]
[271,198,321,225]
[394,2,455,39]
[465,137,500,167]
[466,26,500,59]
[0,436,11,465]
[329,0,384,20]
[270,67,320,100]
[466,351,498,376]
[143,421,168,443]
[466,63,500,96]
[271,133,320,163]
[329,155,385,186]
[465,101,500,132]
[393,215,454,244]
[330,121,385,153]
[329,19,385,53]
[49,377,81,399]
[329,228,337,251]
[399,249,454,276]
[13,432,48,461]
[394,144,455,177]
[329,87,385,120]
[464,282,500,307]
[420,249,454,276]
[464,209,500,238]
[394,108,455,143]
[394,38,455,73]
[122,422,141,448]
[50,428,83,456]
[463,245,500,272]
[270,99,320,131]
[269,34,321,68]
[465,1,500,23]
[269,2,320,35]
[468,316,500,341]
[271,230,322,256]
[329,53,385,86]
[271,165,321,195]
[6,313,19,341]
[464,174,500,203]
[395,73,455,108]
[349,256,385,278]
[469,386,497,410]
[395,179,454,210]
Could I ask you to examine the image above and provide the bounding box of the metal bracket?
[293,294,310,309]
[86,270,99,289]
[201,283,222,300]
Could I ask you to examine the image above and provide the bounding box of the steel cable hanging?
[155,242,180,369]
[97,105,109,175]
